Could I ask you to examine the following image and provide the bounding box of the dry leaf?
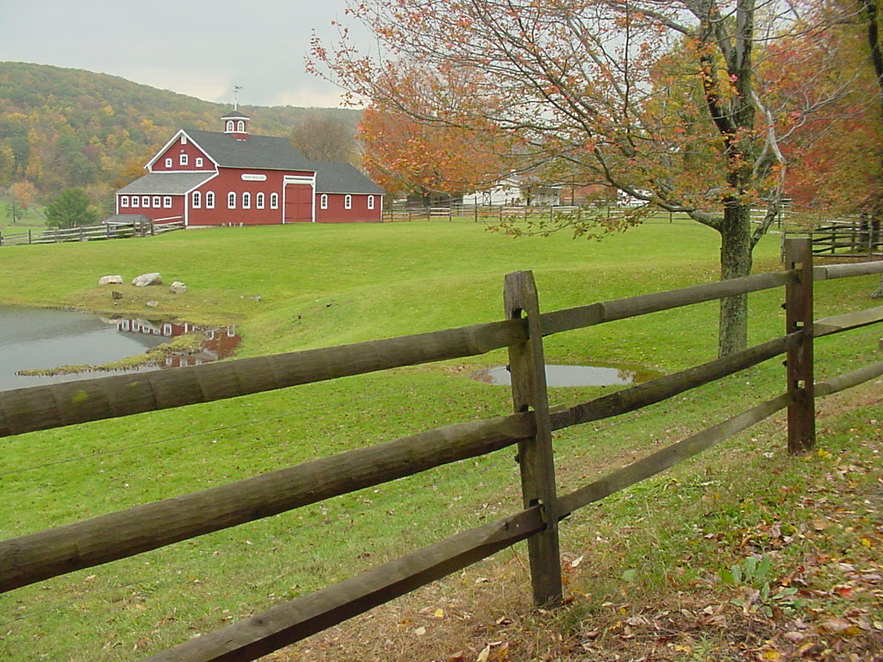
[414,626,426,636]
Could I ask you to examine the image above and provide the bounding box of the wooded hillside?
[0,62,360,211]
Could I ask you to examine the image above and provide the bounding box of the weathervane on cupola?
[222,84,250,140]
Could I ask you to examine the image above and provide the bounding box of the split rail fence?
[0,219,184,247]
[785,218,883,257]
[1,239,882,661]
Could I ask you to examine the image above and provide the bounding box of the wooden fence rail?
[1,240,881,661]
[0,219,183,247]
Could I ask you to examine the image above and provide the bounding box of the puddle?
[473,364,661,387]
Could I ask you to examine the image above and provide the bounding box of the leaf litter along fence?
[1,239,882,661]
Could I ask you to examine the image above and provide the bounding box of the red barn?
[115,111,383,226]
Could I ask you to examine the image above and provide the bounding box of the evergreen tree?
[45,188,97,228]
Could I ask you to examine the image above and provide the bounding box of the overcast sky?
[0,0,368,108]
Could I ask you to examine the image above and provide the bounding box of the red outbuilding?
[115,110,383,226]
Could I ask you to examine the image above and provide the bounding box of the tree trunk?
[718,203,753,357]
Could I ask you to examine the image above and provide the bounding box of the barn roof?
[185,129,313,171]
[312,160,385,195]
[118,172,215,195]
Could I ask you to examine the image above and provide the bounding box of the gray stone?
[132,272,162,287]
[169,281,188,294]
[145,300,159,308]
[98,275,123,286]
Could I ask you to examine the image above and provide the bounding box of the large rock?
[169,281,188,294]
[132,272,162,287]
[98,275,123,286]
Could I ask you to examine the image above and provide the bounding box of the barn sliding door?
[284,182,314,223]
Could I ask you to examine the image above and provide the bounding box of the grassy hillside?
[0,221,879,661]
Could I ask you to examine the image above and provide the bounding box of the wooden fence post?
[503,270,563,607]
[784,238,815,453]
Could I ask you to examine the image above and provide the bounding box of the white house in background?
[462,176,562,206]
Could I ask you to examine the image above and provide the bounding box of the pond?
[0,306,240,391]
[473,363,661,387]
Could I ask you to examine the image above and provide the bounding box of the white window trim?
[206,192,215,209]
[226,120,234,132]
[192,191,201,208]
[165,157,172,168]
[344,194,352,210]
[195,157,203,168]
[163,196,172,208]
[320,193,328,210]
[152,196,161,208]
[142,196,150,208]
[367,195,375,210]
[228,192,236,209]
[242,192,251,209]
[179,153,188,166]
[270,193,279,209]
[121,196,129,208]
[237,120,245,132]
[256,192,265,209]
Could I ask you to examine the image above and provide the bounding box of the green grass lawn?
[0,221,879,661]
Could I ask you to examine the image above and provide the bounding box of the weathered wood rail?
[783,218,883,257]
[0,219,183,247]
[1,240,882,662]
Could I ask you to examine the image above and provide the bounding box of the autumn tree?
[313,0,851,356]
[290,111,358,163]
[359,103,506,202]
[6,181,36,224]
[45,188,97,229]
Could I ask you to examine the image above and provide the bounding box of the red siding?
[316,193,382,223]
[152,135,213,172]
[119,193,185,223]
[188,168,313,226]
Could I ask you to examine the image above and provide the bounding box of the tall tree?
[289,111,358,163]
[313,0,850,356]
[45,188,97,229]
[6,181,37,224]
[359,104,506,201]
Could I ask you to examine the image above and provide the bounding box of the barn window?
[226,120,234,132]
[270,192,279,209]
[163,196,172,208]
[206,192,215,208]
[256,192,265,209]
[228,192,236,209]
[152,196,161,208]
[195,157,204,168]
[121,196,129,208]
[344,194,352,210]
[179,153,188,166]
[192,191,201,208]
[165,157,173,168]
[367,195,375,210]
[142,196,150,207]
[320,193,328,210]
[237,120,245,132]
[242,192,251,209]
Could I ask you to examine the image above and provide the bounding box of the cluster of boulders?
[98,273,188,296]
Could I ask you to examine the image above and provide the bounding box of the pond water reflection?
[0,306,240,391]
[473,363,660,387]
